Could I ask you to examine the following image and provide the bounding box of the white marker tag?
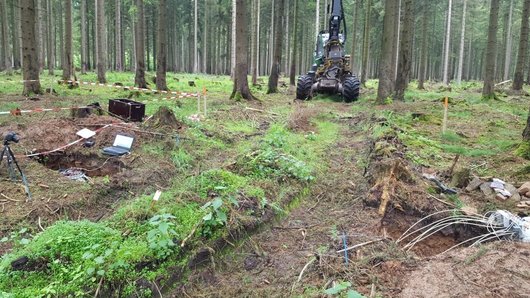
[153,190,162,201]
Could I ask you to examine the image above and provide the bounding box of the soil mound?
[148,106,184,130]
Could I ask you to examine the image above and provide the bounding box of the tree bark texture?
[393,0,413,101]
[289,0,298,86]
[47,0,55,74]
[115,0,123,71]
[231,0,255,100]
[96,0,106,83]
[483,0,500,98]
[377,0,397,104]
[456,0,467,84]
[267,0,285,94]
[418,1,428,89]
[0,0,12,71]
[62,0,73,80]
[361,0,372,84]
[443,0,452,86]
[135,0,147,88]
[514,0,530,90]
[20,0,41,95]
[156,0,168,91]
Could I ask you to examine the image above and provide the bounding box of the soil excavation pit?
[383,211,487,257]
[35,152,126,177]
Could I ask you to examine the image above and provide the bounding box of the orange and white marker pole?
[203,87,207,118]
[442,97,449,134]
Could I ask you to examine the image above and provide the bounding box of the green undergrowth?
[367,97,524,172]
[0,107,339,296]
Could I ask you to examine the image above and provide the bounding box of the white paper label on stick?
[153,190,162,201]
[76,128,96,139]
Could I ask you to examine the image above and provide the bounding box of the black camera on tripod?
[0,131,31,199]
[4,132,20,145]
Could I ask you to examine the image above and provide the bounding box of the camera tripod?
[0,142,31,200]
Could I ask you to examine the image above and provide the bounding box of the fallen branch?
[448,154,460,177]
[297,256,317,282]
[94,277,104,298]
[427,193,455,207]
[180,222,201,248]
[1,193,20,202]
[153,280,163,298]
[245,107,279,116]
[291,256,318,293]
[495,80,512,87]
[38,217,45,231]
[376,162,398,216]
[336,239,385,253]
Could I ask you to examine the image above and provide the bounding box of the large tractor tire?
[296,75,313,100]
[343,75,360,103]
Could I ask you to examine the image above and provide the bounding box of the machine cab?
[314,31,345,62]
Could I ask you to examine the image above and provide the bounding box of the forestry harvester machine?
[296,0,360,102]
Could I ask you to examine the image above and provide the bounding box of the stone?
[505,184,521,201]
[496,194,508,201]
[465,177,483,192]
[451,168,471,188]
[480,183,494,197]
[461,206,478,215]
[518,182,530,195]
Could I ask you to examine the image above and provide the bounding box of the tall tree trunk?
[193,0,198,73]
[250,0,257,82]
[418,1,428,89]
[351,0,360,71]
[393,0,413,101]
[203,0,208,73]
[115,0,123,71]
[156,0,168,91]
[11,0,21,69]
[284,0,290,74]
[361,0,372,84]
[20,0,41,95]
[253,0,260,83]
[231,0,255,100]
[267,0,285,94]
[483,0,500,99]
[134,0,147,88]
[513,0,530,90]
[58,1,63,69]
[62,0,73,80]
[0,0,12,72]
[146,9,151,71]
[315,0,320,39]
[524,107,530,141]
[36,0,44,71]
[504,0,514,81]
[392,0,401,81]
[80,0,88,74]
[443,0,452,86]
[152,9,156,70]
[289,0,298,86]
[230,0,236,78]
[47,0,55,74]
[96,0,106,83]
[377,0,397,104]
[268,0,274,75]
[456,0,467,84]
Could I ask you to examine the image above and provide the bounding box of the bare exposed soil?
[1,91,529,297]
[0,107,178,243]
[176,102,530,298]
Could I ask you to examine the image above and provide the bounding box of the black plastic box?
[108,99,145,122]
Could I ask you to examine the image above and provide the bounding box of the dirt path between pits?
[173,111,530,298]
[176,114,394,297]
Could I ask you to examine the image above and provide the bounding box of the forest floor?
[0,71,529,297]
